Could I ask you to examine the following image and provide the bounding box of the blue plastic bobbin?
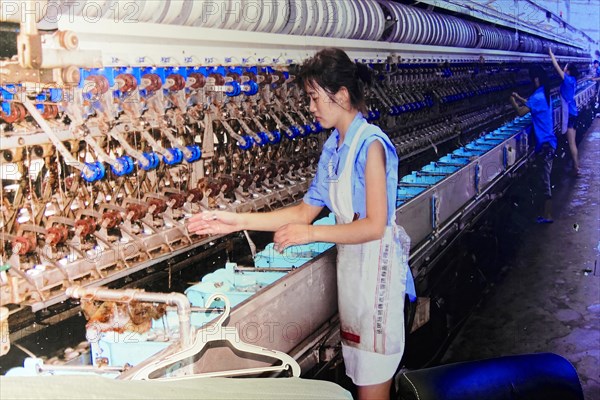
[81,161,106,182]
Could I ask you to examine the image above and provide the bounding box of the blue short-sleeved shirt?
[303,113,398,224]
[560,74,578,116]
[526,86,556,151]
[594,64,600,78]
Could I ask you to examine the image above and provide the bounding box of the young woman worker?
[550,47,580,176]
[188,48,416,400]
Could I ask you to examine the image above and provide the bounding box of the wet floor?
[442,117,600,399]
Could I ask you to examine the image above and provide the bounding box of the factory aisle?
[441,118,600,399]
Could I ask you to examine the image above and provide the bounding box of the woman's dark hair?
[529,65,551,106]
[565,63,579,78]
[297,48,372,113]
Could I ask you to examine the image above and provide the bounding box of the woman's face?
[305,81,344,130]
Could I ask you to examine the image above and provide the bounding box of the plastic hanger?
[121,293,301,380]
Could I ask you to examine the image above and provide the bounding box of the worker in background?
[591,59,600,117]
[592,59,600,82]
[510,66,556,223]
[549,47,580,176]
[188,48,416,400]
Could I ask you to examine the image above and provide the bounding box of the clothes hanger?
[121,293,301,380]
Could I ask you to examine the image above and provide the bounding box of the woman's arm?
[511,91,527,104]
[273,141,388,251]
[549,48,565,80]
[187,201,323,236]
[510,94,531,117]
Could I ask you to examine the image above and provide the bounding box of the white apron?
[329,122,416,386]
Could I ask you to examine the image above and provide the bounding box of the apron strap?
[329,121,369,224]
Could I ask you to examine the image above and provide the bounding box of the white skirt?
[342,344,402,386]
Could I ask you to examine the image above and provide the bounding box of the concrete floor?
[442,117,600,399]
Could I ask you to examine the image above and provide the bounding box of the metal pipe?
[235,266,295,273]
[40,48,102,69]
[38,364,124,373]
[66,286,192,347]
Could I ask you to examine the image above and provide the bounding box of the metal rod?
[21,100,85,172]
[38,364,124,373]
[66,286,192,347]
[235,266,295,273]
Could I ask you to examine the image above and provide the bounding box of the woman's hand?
[511,92,525,104]
[273,223,313,253]
[187,211,242,236]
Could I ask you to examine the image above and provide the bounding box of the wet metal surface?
[442,118,600,399]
